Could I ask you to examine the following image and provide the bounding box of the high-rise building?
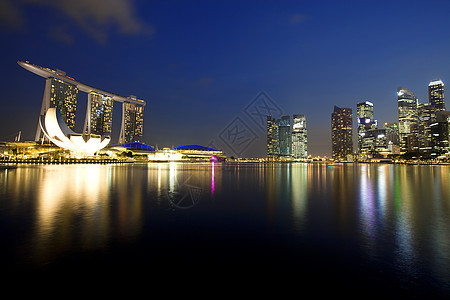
[397,87,419,153]
[356,101,374,120]
[431,111,450,155]
[417,103,437,154]
[34,77,79,141]
[291,114,307,159]
[49,77,79,129]
[84,92,114,137]
[428,80,445,111]
[359,128,387,155]
[278,115,291,156]
[331,106,353,161]
[384,122,399,146]
[356,101,377,153]
[267,115,279,158]
[119,100,144,144]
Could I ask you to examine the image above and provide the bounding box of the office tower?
[356,101,374,120]
[431,111,450,155]
[291,114,307,159]
[119,100,144,144]
[278,115,291,156]
[35,77,79,141]
[267,115,279,158]
[357,101,377,153]
[359,129,387,155]
[84,92,114,137]
[331,106,353,161]
[428,80,445,111]
[384,122,399,146]
[397,87,419,153]
[417,103,437,154]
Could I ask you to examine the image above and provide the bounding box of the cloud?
[0,0,154,43]
[48,24,74,44]
[0,0,25,30]
[289,13,307,25]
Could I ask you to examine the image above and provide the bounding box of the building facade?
[84,92,114,137]
[267,115,279,158]
[119,100,145,144]
[278,115,291,156]
[397,87,419,153]
[356,101,377,154]
[291,114,307,159]
[428,80,445,111]
[431,111,450,156]
[417,103,438,154]
[35,77,79,141]
[384,122,399,146]
[331,106,353,161]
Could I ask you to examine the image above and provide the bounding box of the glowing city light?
[40,107,110,156]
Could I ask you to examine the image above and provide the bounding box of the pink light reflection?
[211,161,215,196]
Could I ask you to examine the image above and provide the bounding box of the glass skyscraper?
[356,101,376,153]
[277,115,291,156]
[266,115,279,158]
[331,106,353,161]
[428,80,445,111]
[384,122,399,144]
[417,103,437,154]
[291,114,307,159]
[431,111,450,155]
[397,87,419,153]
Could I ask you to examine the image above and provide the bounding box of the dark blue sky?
[1,0,450,157]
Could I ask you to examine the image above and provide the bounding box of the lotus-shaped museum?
[40,108,111,156]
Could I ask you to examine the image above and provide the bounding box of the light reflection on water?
[0,162,449,293]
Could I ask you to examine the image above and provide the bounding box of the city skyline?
[2,1,450,157]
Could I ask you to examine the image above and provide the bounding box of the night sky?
[1,0,450,157]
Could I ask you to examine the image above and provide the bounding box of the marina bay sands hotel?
[18,60,146,144]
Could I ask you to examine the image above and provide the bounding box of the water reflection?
[359,164,377,257]
[0,162,449,292]
[290,163,308,232]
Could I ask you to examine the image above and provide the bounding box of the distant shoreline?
[1,159,449,166]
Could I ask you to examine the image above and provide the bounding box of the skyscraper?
[428,80,445,111]
[431,111,450,155]
[291,114,307,159]
[267,115,279,158]
[331,106,353,161]
[35,77,79,141]
[417,103,437,154]
[397,87,419,153]
[356,101,376,153]
[384,122,399,146]
[84,92,114,137]
[119,100,144,144]
[277,115,291,156]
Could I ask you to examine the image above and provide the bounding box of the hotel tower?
[18,61,146,144]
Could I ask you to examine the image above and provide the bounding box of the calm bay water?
[1,162,449,295]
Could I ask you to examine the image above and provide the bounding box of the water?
[0,162,449,296]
